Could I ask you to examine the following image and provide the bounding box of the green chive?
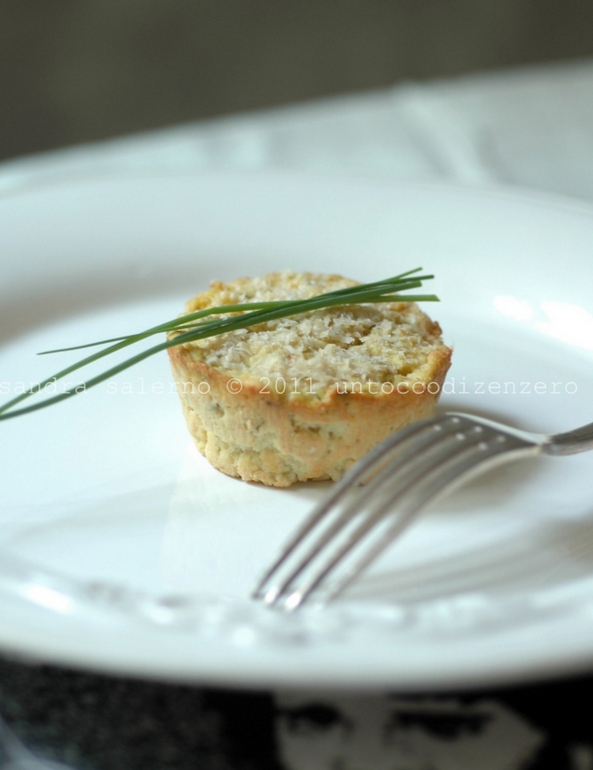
[0,269,438,420]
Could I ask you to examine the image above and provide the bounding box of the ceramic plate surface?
[1,173,593,691]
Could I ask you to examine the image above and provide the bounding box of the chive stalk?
[0,269,438,420]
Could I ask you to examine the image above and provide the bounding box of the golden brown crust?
[168,271,452,487]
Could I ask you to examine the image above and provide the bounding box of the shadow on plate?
[346,512,593,606]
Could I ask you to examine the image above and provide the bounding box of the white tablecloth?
[1,59,592,202]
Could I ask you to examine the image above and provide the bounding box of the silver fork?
[252,412,593,611]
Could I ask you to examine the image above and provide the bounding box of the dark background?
[2,0,593,163]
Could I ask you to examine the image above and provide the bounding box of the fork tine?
[252,414,456,602]
[258,438,442,606]
[276,424,493,609]
[259,417,492,608]
[323,432,538,603]
[287,428,537,609]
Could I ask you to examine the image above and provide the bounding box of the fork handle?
[546,422,593,455]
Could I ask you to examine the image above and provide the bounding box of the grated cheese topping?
[178,271,445,394]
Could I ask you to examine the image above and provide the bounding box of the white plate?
[1,172,593,692]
